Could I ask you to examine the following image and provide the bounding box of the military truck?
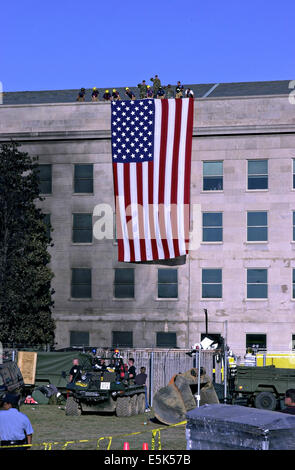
[65,351,146,417]
[0,361,25,400]
[226,365,295,410]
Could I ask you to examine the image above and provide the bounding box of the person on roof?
[76,88,86,102]
[91,87,99,102]
[165,84,174,99]
[146,85,154,98]
[137,80,148,99]
[184,88,194,98]
[150,75,161,98]
[125,87,136,100]
[175,81,184,99]
[103,90,112,101]
[112,89,121,101]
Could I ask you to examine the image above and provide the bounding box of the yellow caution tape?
[0,420,187,450]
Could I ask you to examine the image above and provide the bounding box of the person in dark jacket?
[135,367,150,411]
[281,389,295,414]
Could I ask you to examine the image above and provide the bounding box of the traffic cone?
[123,442,130,450]
[142,442,148,450]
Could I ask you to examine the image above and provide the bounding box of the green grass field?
[20,405,187,451]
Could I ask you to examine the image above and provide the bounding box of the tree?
[0,142,55,346]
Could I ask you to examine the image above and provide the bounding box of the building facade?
[1,81,294,357]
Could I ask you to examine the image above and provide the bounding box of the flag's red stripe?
[136,162,147,261]
[171,98,182,258]
[113,162,124,261]
[148,160,158,260]
[184,98,194,251]
[158,99,170,259]
[124,163,135,262]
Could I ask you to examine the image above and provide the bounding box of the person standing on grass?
[135,366,150,412]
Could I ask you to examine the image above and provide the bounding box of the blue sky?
[1,0,294,92]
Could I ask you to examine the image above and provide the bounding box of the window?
[43,213,51,241]
[114,268,134,298]
[70,331,89,347]
[292,335,295,350]
[158,269,178,298]
[112,331,133,348]
[156,332,177,348]
[246,334,266,351]
[292,269,295,299]
[247,160,268,190]
[37,164,52,194]
[202,269,222,299]
[71,268,92,299]
[74,164,93,193]
[72,213,93,243]
[247,269,267,299]
[247,211,268,242]
[202,212,223,242]
[203,161,223,191]
[201,333,223,347]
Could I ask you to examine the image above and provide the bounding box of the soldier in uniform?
[165,84,174,99]
[157,87,165,99]
[137,80,148,99]
[150,75,161,98]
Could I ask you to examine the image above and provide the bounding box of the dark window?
[201,333,222,347]
[247,211,268,242]
[71,268,92,298]
[70,331,89,347]
[37,164,52,194]
[203,161,223,191]
[72,213,93,243]
[158,269,178,298]
[114,268,134,298]
[202,212,223,242]
[112,331,133,348]
[247,269,267,299]
[43,213,51,241]
[156,332,177,348]
[292,334,295,350]
[202,269,222,298]
[246,334,266,351]
[74,164,93,193]
[293,269,295,299]
[248,160,268,190]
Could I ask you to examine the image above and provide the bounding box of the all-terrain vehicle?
[0,361,25,400]
[65,351,146,417]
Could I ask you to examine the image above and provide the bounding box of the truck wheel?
[65,396,81,416]
[116,396,132,417]
[137,393,146,414]
[254,392,277,411]
[130,395,139,415]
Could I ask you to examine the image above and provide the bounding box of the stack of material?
[186,404,295,450]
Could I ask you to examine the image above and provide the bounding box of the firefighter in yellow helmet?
[103,89,112,101]
[124,87,136,100]
[112,88,121,101]
[91,87,99,102]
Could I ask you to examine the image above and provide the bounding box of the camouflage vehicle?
[65,352,146,417]
[229,365,295,410]
[0,361,25,400]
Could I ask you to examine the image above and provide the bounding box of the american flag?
[112,97,194,262]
